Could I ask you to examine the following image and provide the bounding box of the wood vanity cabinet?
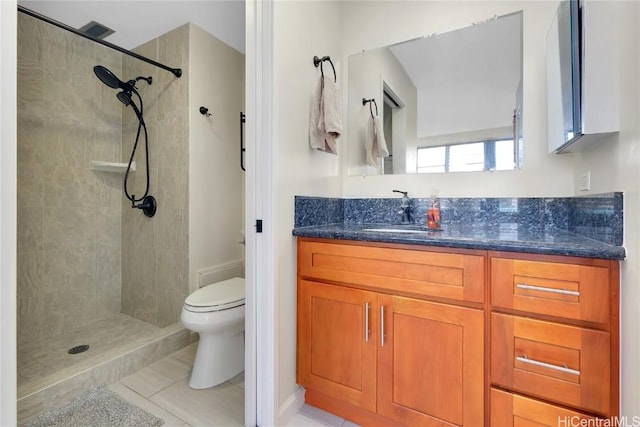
[296,239,620,426]
[489,251,620,423]
[297,238,485,426]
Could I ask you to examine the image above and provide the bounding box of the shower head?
[94,65,126,90]
[93,65,152,92]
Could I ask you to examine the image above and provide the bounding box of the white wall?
[570,2,640,416]
[0,1,18,425]
[341,1,574,198]
[188,24,245,291]
[272,0,343,421]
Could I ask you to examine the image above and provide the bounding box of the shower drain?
[68,345,90,355]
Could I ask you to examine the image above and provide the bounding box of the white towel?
[309,76,342,154]
[365,116,389,166]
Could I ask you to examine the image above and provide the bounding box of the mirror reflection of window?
[417,146,446,173]
[449,142,484,172]
[495,139,516,170]
[416,139,516,173]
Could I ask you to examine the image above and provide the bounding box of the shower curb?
[17,323,193,425]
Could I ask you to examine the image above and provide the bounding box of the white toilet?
[180,277,245,389]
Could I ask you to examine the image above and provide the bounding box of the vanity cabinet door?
[377,295,484,426]
[297,279,378,412]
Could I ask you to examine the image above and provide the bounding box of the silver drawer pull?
[516,355,580,376]
[380,305,385,347]
[364,302,370,342]
[516,283,580,297]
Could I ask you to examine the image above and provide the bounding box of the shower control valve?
[133,195,157,218]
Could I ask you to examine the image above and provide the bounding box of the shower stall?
[16,8,245,422]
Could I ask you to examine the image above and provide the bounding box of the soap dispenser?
[427,195,441,230]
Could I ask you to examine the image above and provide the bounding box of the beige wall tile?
[17,207,43,254]
[18,14,193,336]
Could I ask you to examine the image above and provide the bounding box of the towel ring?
[313,55,337,83]
[362,98,378,118]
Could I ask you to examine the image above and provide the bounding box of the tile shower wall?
[121,25,189,327]
[17,14,124,345]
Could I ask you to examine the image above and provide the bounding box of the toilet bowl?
[181,277,245,389]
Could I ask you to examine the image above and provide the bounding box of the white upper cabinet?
[547,0,619,154]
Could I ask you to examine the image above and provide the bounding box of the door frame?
[245,0,277,425]
[0,1,18,426]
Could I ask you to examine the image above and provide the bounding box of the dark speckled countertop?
[292,194,626,260]
[292,223,625,260]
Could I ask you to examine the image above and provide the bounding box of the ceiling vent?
[78,20,115,39]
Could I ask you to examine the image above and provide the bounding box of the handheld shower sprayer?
[93,64,156,217]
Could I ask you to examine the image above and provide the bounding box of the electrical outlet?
[578,172,591,191]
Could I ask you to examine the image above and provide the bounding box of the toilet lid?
[185,277,245,310]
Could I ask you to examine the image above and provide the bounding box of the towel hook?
[362,98,378,118]
[199,106,212,117]
[313,55,337,83]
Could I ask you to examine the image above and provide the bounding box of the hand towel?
[309,78,325,151]
[365,116,389,166]
[309,76,342,154]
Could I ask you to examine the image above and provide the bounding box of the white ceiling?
[18,0,246,53]
[389,12,522,96]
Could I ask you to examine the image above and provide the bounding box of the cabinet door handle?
[516,283,580,297]
[380,305,385,347]
[516,355,580,376]
[364,302,370,342]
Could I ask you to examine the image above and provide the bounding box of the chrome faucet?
[392,190,412,224]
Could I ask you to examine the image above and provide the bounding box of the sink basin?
[363,228,427,234]
[362,225,440,234]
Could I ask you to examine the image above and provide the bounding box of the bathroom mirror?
[347,11,523,176]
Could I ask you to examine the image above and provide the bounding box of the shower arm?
[18,5,182,79]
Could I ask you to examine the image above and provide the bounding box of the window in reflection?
[417,139,515,173]
[417,146,446,173]
[495,139,516,170]
[449,142,484,172]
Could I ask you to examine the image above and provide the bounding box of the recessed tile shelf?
[90,161,136,173]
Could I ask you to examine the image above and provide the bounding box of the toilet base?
[189,330,244,389]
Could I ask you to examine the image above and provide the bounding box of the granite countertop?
[292,223,626,260]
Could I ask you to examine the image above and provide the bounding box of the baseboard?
[278,386,305,425]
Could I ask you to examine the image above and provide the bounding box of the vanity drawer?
[491,313,610,415]
[490,388,598,426]
[298,239,485,303]
[491,257,610,324]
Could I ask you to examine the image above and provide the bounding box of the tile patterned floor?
[109,342,244,427]
[18,313,160,386]
[110,342,360,427]
[286,404,361,427]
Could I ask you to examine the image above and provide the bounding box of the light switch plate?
[579,172,591,191]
